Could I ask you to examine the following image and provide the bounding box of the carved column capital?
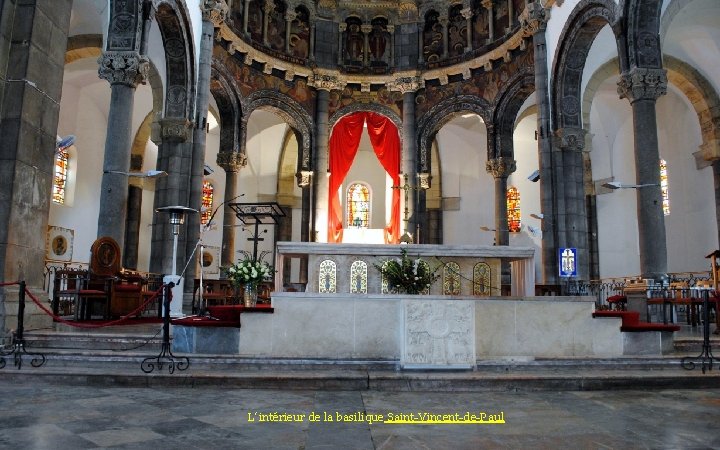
[361,24,373,34]
[338,23,347,32]
[201,0,229,27]
[387,76,422,93]
[263,0,275,12]
[438,15,449,27]
[309,71,346,91]
[387,24,395,33]
[482,0,494,11]
[151,117,193,143]
[217,151,247,171]
[554,127,586,152]
[417,172,432,190]
[485,157,517,179]
[296,170,314,187]
[285,11,297,22]
[97,51,149,87]
[617,67,668,103]
[520,1,550,35]
[461,7,473,20]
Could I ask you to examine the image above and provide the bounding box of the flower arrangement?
[374,248,440,295]
[225,258,272,287]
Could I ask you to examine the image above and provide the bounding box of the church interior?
[2,0,720,359]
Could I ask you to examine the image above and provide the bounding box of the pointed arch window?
[660,159,670,216]
[201,180,214,225]
[507,186,521,232]
[346,182,370,228]
[52,148,69,204]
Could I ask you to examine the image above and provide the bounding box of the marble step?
[22,330,164,352]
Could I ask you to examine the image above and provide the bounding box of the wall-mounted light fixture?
[601,181,659,190]
[104,170,168,178]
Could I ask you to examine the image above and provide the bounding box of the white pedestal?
[163,275,184,317]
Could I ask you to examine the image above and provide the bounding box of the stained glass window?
[660,159,669,216]
[201,180,214,225]
[52,148,69,204]
[507,186,521,232]
[346,182,370,228]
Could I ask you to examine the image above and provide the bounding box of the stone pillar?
[123,185,143,270]
[297,170,313,283]
[243,0,250,35]
[483,0,495,43]
[338,23,346,65]
[361,24,372,67]
[284,11,296,54]
[522,1,555,284]
[97,51,149,247]
[461,8,473,53]
[556,127,589,281]
[402,91,417,240]
[309,21,316,60]
[714,160,720,248]
[438,14,449,59]
[487,156,516,289]
[0,0,73,332]
[388,25,395,67]
[217,152,246,268]
[313,89,331,242]
[262,0,273,46]
[182,0,229,307]
[508,0,514,31]
[617,67,669,280]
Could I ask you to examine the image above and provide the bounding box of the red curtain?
[327,112,401,244]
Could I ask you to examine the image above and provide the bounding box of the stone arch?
[244,89,314,171]
[416,95,492,173]
[659,0,696,42]
[211,64,244,154]
[154,0,196,119]
[328,103,403,138]
[65,34,103,64]
[582,55,720,159]
[491,70,535,159]
[621,0,664,69]
[552,0,619,130]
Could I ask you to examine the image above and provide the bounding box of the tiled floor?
[0,379,719,449]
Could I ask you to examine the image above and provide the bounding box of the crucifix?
[392,173,419,243]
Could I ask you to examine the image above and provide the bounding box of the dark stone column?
[181,0,229,309]
[618,67,668,280]
[0,0,72,332]
[96,52,149,246]
[217,151,245,269]
[486,157,516,289]
[521,1,556,283]
[402,91,417,240]
[123,184,143,270]
[312,88,330,242]
[555,127,589,280]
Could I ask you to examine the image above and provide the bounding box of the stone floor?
[0,379,719,449]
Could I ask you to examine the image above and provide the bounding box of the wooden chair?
[90,237,144,318]
[52,268,111,320]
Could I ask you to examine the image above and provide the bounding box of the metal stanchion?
[0,281,46,370]
[681,288,717,373]
[140,282,190,374]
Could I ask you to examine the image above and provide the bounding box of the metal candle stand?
[0,281,46,370]
[140,282,190,374]
[681,288,717,373]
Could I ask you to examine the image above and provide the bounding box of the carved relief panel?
[289,6,311,59]
[448,4,467,57]
[423,10,443,63]
[267,0,286,52]
[344,16,364,69]
[369,17,389,71]
[319,259,337,293]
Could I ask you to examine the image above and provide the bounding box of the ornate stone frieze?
[152,117,193,143]
[296,170,314,187]
[97,51,149,87]
[617,68,668,103]
[520,1,550,36]
[387,76,422,93]
[201,0,229,27]
[486,157,517,179]
[554,127,586,152]
[217,151,247,171]
[309,72,347,91]
[417,172,432,190]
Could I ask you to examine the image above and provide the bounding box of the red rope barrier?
[0,281,19,287]
[25,285,166,329]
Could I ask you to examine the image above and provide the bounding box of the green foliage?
[374,248,440,295]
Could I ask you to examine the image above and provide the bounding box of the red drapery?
[327,112,400,244]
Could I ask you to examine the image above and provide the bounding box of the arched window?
[52,148,69,204]
[660,159,670,216]
[506,186,521,232]
[201,180,214,225]
[346,182,370,228]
